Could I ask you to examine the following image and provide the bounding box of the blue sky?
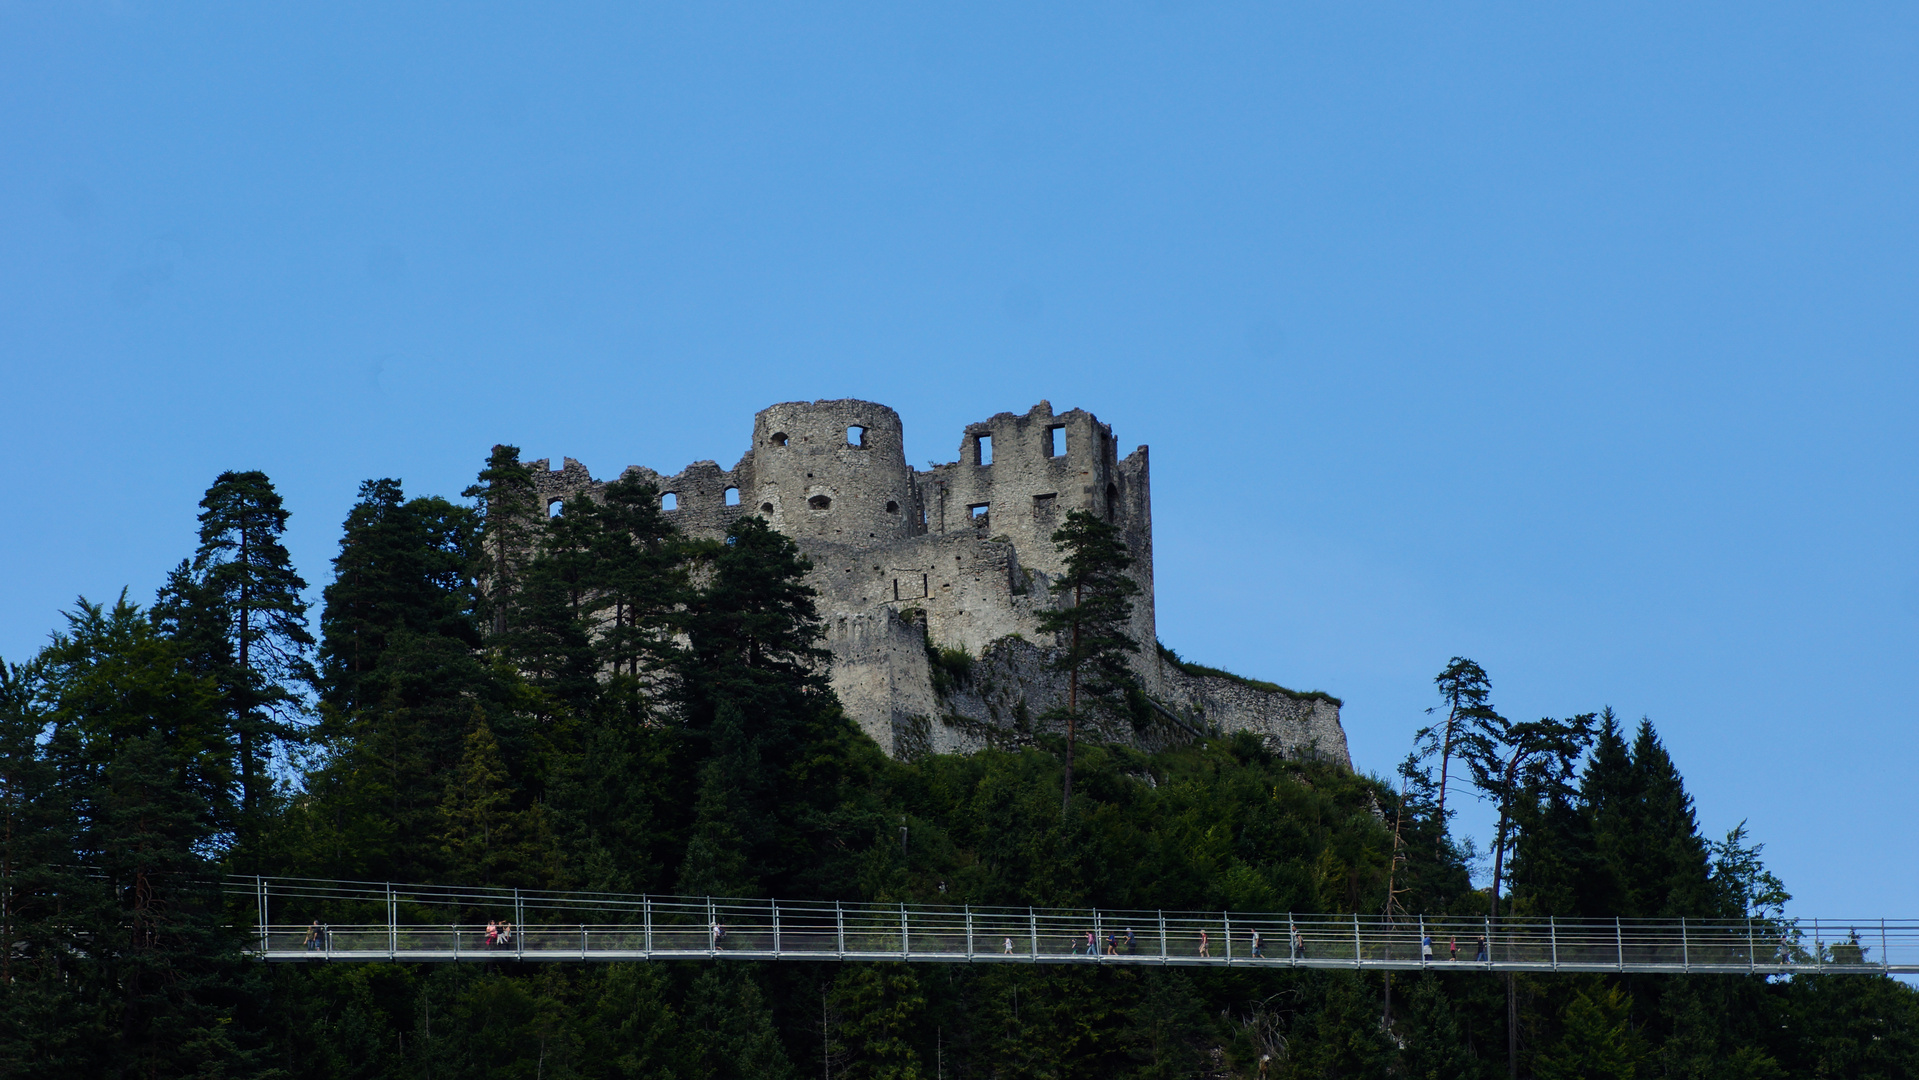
[3,2,1914,917]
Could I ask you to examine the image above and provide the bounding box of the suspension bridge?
[236,877,1918,975]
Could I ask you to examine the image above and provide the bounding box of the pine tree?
[464,445,542,640]
[827,964,928,1080]
[1534,986,1641,1080]
[154,469,316,826]
[686,966,796,1080]
[316,478,480,713]
[1625,720,1719,918]
[1035,509,1141,815]
[295,479,493,882]
[1417,657,1495,842]
[585,475,685,685]
[17,596,267,1076]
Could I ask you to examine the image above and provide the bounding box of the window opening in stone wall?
[771,432,789,446]
[548,499,564,518]
[1032,493,1056,515]
[1047,426,1065,457]
[848,425,866,448]
[809,495,832,510]
[761,501,775,514]
[977,434,992,465]
[661,492,678,511]
[1105,483,1118,521]
[969,503,989,526]
[724,487,740,506]
[886,500,899,513]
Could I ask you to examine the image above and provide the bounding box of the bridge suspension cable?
[234,876,1917,975]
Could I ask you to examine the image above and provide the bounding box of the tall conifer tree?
[1036,509,1141,814]
[154,470,315,825]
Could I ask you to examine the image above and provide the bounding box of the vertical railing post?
[580,924,586,961]
[1096,909,1104,962]
[644,897,653,958]
[965,906,973,960]
[1681,917,1689,971]
[836,901,845,958]
[773,900,781,957]
[1029,907,1037,960]
[1159,911,1167,964]
[515,888,524,961]
[453,921,460,962]
[256,876,267,955]
[1352,913,1361,969]
[1747,917,1754,972]
[1223,911,1232,964]
[1882,919,1889,972]
[1616,917,1623,971]
[901,903,909,959]
[707,898,716,959]
[1814,918,1822,972]
[1288,914,1297,969]
[388,883,397,960]
[1485,916,1493,968]
[1550,917,1558,971]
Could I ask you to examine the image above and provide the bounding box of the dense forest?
[2,454,1914,1079]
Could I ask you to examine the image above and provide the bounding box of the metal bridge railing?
[235,876,1918,974]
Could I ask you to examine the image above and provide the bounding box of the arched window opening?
[771,432,789,447]
[662,492,679,511]
[724,487,740,506]
[548,499,565,518]
[848,425,867,448]
[886,500,899,513]
[760,501,775,514]
[808,495,832,511]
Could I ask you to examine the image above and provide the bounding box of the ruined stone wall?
[520,397,1350,769]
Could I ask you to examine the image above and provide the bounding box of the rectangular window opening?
[848,425,867,448]
[723,487,740,506]
[969,503,990,521]
[1047,426,1065,457]
[661,492,678,511]
[977,434,992,466]
[1033,493,1057,515]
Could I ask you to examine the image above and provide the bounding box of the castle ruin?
[531,399,1350,768]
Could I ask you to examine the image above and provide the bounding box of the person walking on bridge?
[1474,934,1488,963]
[1292,929,1306,959]
[1003,937,1014,955]
[1199,929,1210,957]
[303,920,323,952]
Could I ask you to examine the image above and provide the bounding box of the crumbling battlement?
[531,399,1350,768]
